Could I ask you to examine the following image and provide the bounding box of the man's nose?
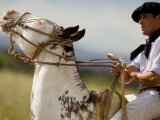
[139,18,143,24]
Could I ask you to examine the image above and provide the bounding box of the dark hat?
[132,2,160,23]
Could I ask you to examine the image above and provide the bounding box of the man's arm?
[130,71,160,86]
[111,62,160,85]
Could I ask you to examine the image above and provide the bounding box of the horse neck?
[31,46,96,119]
[34,45,90,100]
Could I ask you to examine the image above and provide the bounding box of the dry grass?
[82,73,138,94]
[0,69,32,120]
[0,69,138,120]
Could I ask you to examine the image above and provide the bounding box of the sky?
[0,0,159,62]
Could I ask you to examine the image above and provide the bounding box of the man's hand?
[112,63,139,84]
[125,65,139,79]
[112,62,123,75]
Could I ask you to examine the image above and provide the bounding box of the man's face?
[139,13,160,36]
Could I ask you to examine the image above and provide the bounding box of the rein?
[6,12,117,67]
[3,12,128,119]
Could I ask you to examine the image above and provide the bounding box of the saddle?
[90,89,127,120]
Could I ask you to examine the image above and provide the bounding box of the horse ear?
[57,26,85,41]
[70,29,85,42]
[60,25,79,35]
[57,25,79,39]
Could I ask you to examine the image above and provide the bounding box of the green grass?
[82,72,138,94]
[0,51,34,72]
[0,68,138,120]
[0,69,32,120]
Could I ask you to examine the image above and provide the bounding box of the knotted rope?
[2,12,127,119]
[102,54,128,120]
[3,12,115,68]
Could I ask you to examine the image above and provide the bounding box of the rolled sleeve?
[150,64,160,75]
[150,41,160,75]
[130,61,140,70]
[130,53,141,70]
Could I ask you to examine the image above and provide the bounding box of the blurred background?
[0,0,159,120]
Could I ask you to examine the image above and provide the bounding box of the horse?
[0,10,124,120]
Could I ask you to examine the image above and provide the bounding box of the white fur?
[0,10,95,120]
[31,47,95,120]
[0,10,124,120]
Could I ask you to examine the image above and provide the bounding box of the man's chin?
[142,31,149,36]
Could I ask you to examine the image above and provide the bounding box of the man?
[111,2,160,120]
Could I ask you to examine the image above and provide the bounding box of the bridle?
[4,12,117,67]
[2,12,128,120]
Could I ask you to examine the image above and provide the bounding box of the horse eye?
[3,16,9,20]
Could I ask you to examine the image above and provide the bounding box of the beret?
[132,2,160,23]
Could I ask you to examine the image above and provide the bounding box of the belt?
[139,86,160,93]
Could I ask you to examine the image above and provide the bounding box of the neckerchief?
[130,28,160,60]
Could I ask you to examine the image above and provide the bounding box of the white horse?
[0,10,122,120]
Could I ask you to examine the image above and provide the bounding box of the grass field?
[0,68,138,120]
[0,69,32,120]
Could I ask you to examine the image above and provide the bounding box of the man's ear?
[156,15,160,24]
[156,14,160,20]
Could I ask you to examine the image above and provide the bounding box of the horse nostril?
[3,16,8,20]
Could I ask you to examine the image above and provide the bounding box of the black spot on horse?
[59,91,94,119]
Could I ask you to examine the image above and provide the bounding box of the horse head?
[0,9,85,59]
[0,10,123,120]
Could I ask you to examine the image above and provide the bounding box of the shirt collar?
[148,28,160,43]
